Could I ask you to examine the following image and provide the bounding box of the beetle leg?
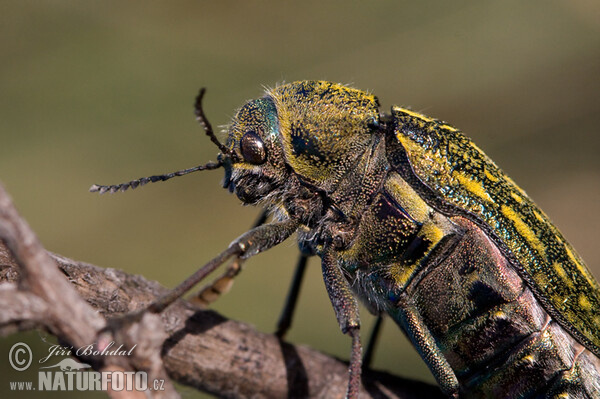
[362,315,384,369]
[347,326,362,398]
[395,294,459,398]
[190,257,245,307]
[146,217,299,314]
[102,216,299,344]
[275,253,309,338]
[191,210,269,307]
[321,247,362,398]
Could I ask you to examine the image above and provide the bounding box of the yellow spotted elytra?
[92,81,600,398]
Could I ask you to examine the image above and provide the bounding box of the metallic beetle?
[93,81,600,398]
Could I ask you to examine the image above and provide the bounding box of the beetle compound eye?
[240,131,267,165]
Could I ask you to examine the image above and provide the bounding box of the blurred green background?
[1,1,599,397]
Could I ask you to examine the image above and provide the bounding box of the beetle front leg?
[191,257,245,307]
[321,247,362,399]
[148,217,300,314]
[103,217,300,339]
[192,210,269,308]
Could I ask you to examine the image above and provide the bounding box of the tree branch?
[0,183,176,399]
[0,182,442,399]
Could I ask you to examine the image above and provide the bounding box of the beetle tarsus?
[347,326,362,399]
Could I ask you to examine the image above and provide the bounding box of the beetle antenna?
[194,88,239,162]
[89,161,222,194]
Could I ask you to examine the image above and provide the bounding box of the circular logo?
[9,342,32,371]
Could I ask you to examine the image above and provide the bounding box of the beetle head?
[222,96,288,204]
[91,82,381,213]
[223,81,381,206]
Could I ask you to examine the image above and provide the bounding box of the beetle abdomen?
[408,217,600,398]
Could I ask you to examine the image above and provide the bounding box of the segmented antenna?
[89,161,222,194]
[194,88,240,162]
[90,88,236,194]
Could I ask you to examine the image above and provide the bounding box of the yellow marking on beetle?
[504,175,528,197]
[577,264,597,288]
[234,163,261,171]
[521,354,536,365]
[396,107,435,123]
[396,133,451,177]
[533,272,550,292]
[385,173,430,222]
[439,124,458,132]
[579,295,592,312]
[501,205,546,257]
[469,142,498,167]
[270,81,380,185]
[510,192,523,204]
[552,262,574,289]
[494,310,507,319]
[453,172,493,202]
[565,245,580,265]
[484,169,499,182]
[533,210,546,224]
[579,265,598,289]
[420,223,445,245]
[386,174,455,245]
[565,244,597,287]
[389,261,419,288]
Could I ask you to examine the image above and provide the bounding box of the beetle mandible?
[92,81,600,398]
